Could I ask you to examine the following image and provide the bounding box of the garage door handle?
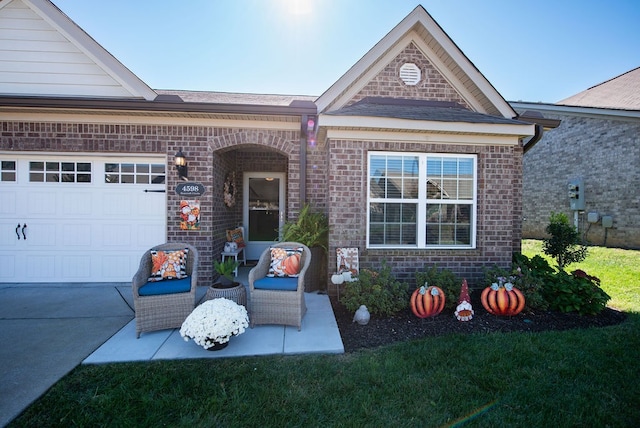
[22,224,27,240]
[16,223,20,240]
[144,189,166,193]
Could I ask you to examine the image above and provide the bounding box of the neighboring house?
[513,67,640,250]
[1,0,542,287]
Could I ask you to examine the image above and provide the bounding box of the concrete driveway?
[0,283,133,427]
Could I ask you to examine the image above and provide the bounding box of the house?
[512,67,640,250]
[0,0,541,287]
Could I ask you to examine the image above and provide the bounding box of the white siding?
[0,0,146,98]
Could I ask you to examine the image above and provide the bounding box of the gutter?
[0,95,317,116]
[515,111,561,153]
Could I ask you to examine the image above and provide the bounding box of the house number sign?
[175,182,206,197]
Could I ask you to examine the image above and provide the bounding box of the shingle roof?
[324,97,527,125]
[558,67,640,110]
[155,90,317,106]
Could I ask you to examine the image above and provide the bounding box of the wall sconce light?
[174,148,188,181]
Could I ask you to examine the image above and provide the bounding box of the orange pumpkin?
[282,253,301,276]
[481,283,525,316]
[410,285,446,318]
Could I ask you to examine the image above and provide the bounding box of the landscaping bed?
[330,292,627,353]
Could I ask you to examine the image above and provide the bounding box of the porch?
[84,266,344,363]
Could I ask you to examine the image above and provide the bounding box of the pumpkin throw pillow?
[148,248,189,281]
[267,247,303,277]
[226,228,245,248]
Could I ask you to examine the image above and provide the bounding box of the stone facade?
[521,110,640,249]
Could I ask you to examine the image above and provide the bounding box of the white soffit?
[0,0,157,100]
[320,114,535,138]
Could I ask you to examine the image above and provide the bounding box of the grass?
[10,241,640,427]
[522,239,640,312]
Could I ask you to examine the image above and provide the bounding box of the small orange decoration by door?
[481,282,525,316]
[410,284,446,318]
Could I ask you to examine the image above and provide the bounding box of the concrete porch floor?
[85,286,344,363]
[85,266,344,363]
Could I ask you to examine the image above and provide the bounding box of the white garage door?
[0,155,167,283]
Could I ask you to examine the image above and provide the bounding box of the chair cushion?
[253,276,299,291]
[148,248,189,282]
[267,247,303,278]
[226,228,245,248]
[139,277,192,296]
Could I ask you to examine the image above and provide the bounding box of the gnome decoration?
[454,279,474,322]
[353,305,370,325]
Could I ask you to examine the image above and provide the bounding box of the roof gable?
[0,0,156,100]
[316,6,516,119]
[558,66,640,110]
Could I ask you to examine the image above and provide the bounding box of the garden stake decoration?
[481,278,525,316]
[410,283,445,318]
[454,279,474,321]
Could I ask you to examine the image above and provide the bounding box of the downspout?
[523,123,543,154]
[300,115,308,204]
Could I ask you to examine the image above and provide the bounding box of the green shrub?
[510,253,552,311]
[415,265,461,311]
[543,212,588,271]
[340,261,409,316]
[542,269,610,315]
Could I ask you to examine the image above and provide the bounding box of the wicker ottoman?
[205,283,247,308]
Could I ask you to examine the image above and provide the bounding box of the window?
[29,161,91,183]
[1,160,16,182]
[105,163,165,184]
[368,152,476,249]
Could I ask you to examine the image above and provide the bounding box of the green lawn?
[10,241,640,427]
[522,239,640,312]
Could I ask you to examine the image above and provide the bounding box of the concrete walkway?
[0,267,343,427]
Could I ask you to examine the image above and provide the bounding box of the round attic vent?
[399,63,421,85]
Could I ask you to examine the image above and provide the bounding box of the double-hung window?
[368,152,476,249]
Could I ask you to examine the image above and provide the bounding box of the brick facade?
[349,42,471,109]
[327,138,523,289]
[521,111,640,249]
[1,120,305,286]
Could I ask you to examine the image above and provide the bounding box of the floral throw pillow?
[226,228,245,248]
[148,248,189,282]
[267,247,303,278]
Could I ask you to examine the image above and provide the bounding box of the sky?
[51,0,640,104]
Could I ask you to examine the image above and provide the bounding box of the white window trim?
[367,151,477,250]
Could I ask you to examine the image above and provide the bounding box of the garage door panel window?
[368,152,476,249]
[29,161,91,183]
[1,161,16,182]
[105,163,166,184]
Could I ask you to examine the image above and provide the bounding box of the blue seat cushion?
[253,277,298,291]
[139,277,192,296]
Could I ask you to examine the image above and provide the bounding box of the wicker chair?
[132,243,199,338]
[248,242,311,330]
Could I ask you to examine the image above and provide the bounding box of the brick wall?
[349,42,471,108]
[326,138,522,291]
[521,111,640,249]
[2,121,305,285]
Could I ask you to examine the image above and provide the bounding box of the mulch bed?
[330,293,627,353]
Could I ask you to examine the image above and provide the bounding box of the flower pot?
[205,340,229,351]
[207,282,247,307]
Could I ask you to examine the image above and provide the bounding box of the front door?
[243,172,285,260]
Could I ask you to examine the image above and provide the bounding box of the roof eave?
[0,96,317,116]
[319,114,535,137]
